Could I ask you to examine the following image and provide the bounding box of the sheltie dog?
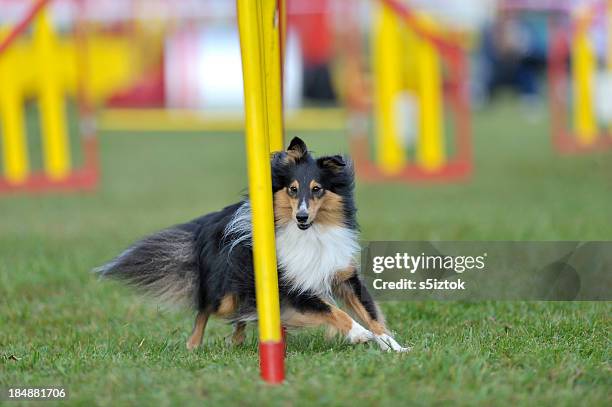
[95,137,408,352]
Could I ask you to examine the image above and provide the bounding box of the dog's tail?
[93,227,199,308]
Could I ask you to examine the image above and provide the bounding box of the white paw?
[346,321,374,344]
[186,339,199,351]
[374,333,411,353]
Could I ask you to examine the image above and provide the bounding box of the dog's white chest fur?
[276,223,359,298]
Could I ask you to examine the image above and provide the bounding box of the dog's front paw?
[374,333,411,353]
[346,321,374,344]
[186,338,200,351]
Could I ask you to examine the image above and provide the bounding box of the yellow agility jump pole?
[372,4,446,175]
[0,29,29,184]
[34,8,71,180]
[372,2,406,175]
[572,5,597,146]
[237,0,285,384]
[415,13,445,172]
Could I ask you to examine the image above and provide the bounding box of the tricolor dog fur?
[95,137,408,352]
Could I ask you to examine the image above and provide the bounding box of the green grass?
[1,102,611,406]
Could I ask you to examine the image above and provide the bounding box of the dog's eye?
[289,186,298,193]
[312,186,321,193]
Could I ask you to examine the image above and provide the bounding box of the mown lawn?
[1,102,611,406]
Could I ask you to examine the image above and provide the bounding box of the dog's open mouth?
[297,223,312,230]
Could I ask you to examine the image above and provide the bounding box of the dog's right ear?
[270,151,288,192]
[287,137,308,161]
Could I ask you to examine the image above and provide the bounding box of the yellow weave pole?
[572,6,597,146]
[237,0,284,384]
[263,0,284,152]
[34,9,71,180]
[416,13,445,171]
[372,2,406,175]
[0,33,29,184]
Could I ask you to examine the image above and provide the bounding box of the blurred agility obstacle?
[347,0,473,183]
[548,0,612,154]
[98,107,347,133]
[0,0,99,193]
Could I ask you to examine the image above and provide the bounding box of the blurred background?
[0,0,611,242]
[1,2,611,403]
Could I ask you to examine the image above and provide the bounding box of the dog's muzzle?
[297,222,311,230]
[296,211,311,230]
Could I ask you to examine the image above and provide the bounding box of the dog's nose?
[296,212,309,224]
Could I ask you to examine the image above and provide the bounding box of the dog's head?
[271,137,355,230]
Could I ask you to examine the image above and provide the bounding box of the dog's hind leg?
[186,310,210,351]
[228,322,247,346]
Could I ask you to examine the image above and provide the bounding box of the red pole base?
[259,340,285,384]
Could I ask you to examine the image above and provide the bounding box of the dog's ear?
[317,154,346,172]
[287,137,308,161]
[270,151,288,192]
[270,150,286,165]
[317,155,353,190]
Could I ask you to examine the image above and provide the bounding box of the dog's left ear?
[317,155,346,172]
